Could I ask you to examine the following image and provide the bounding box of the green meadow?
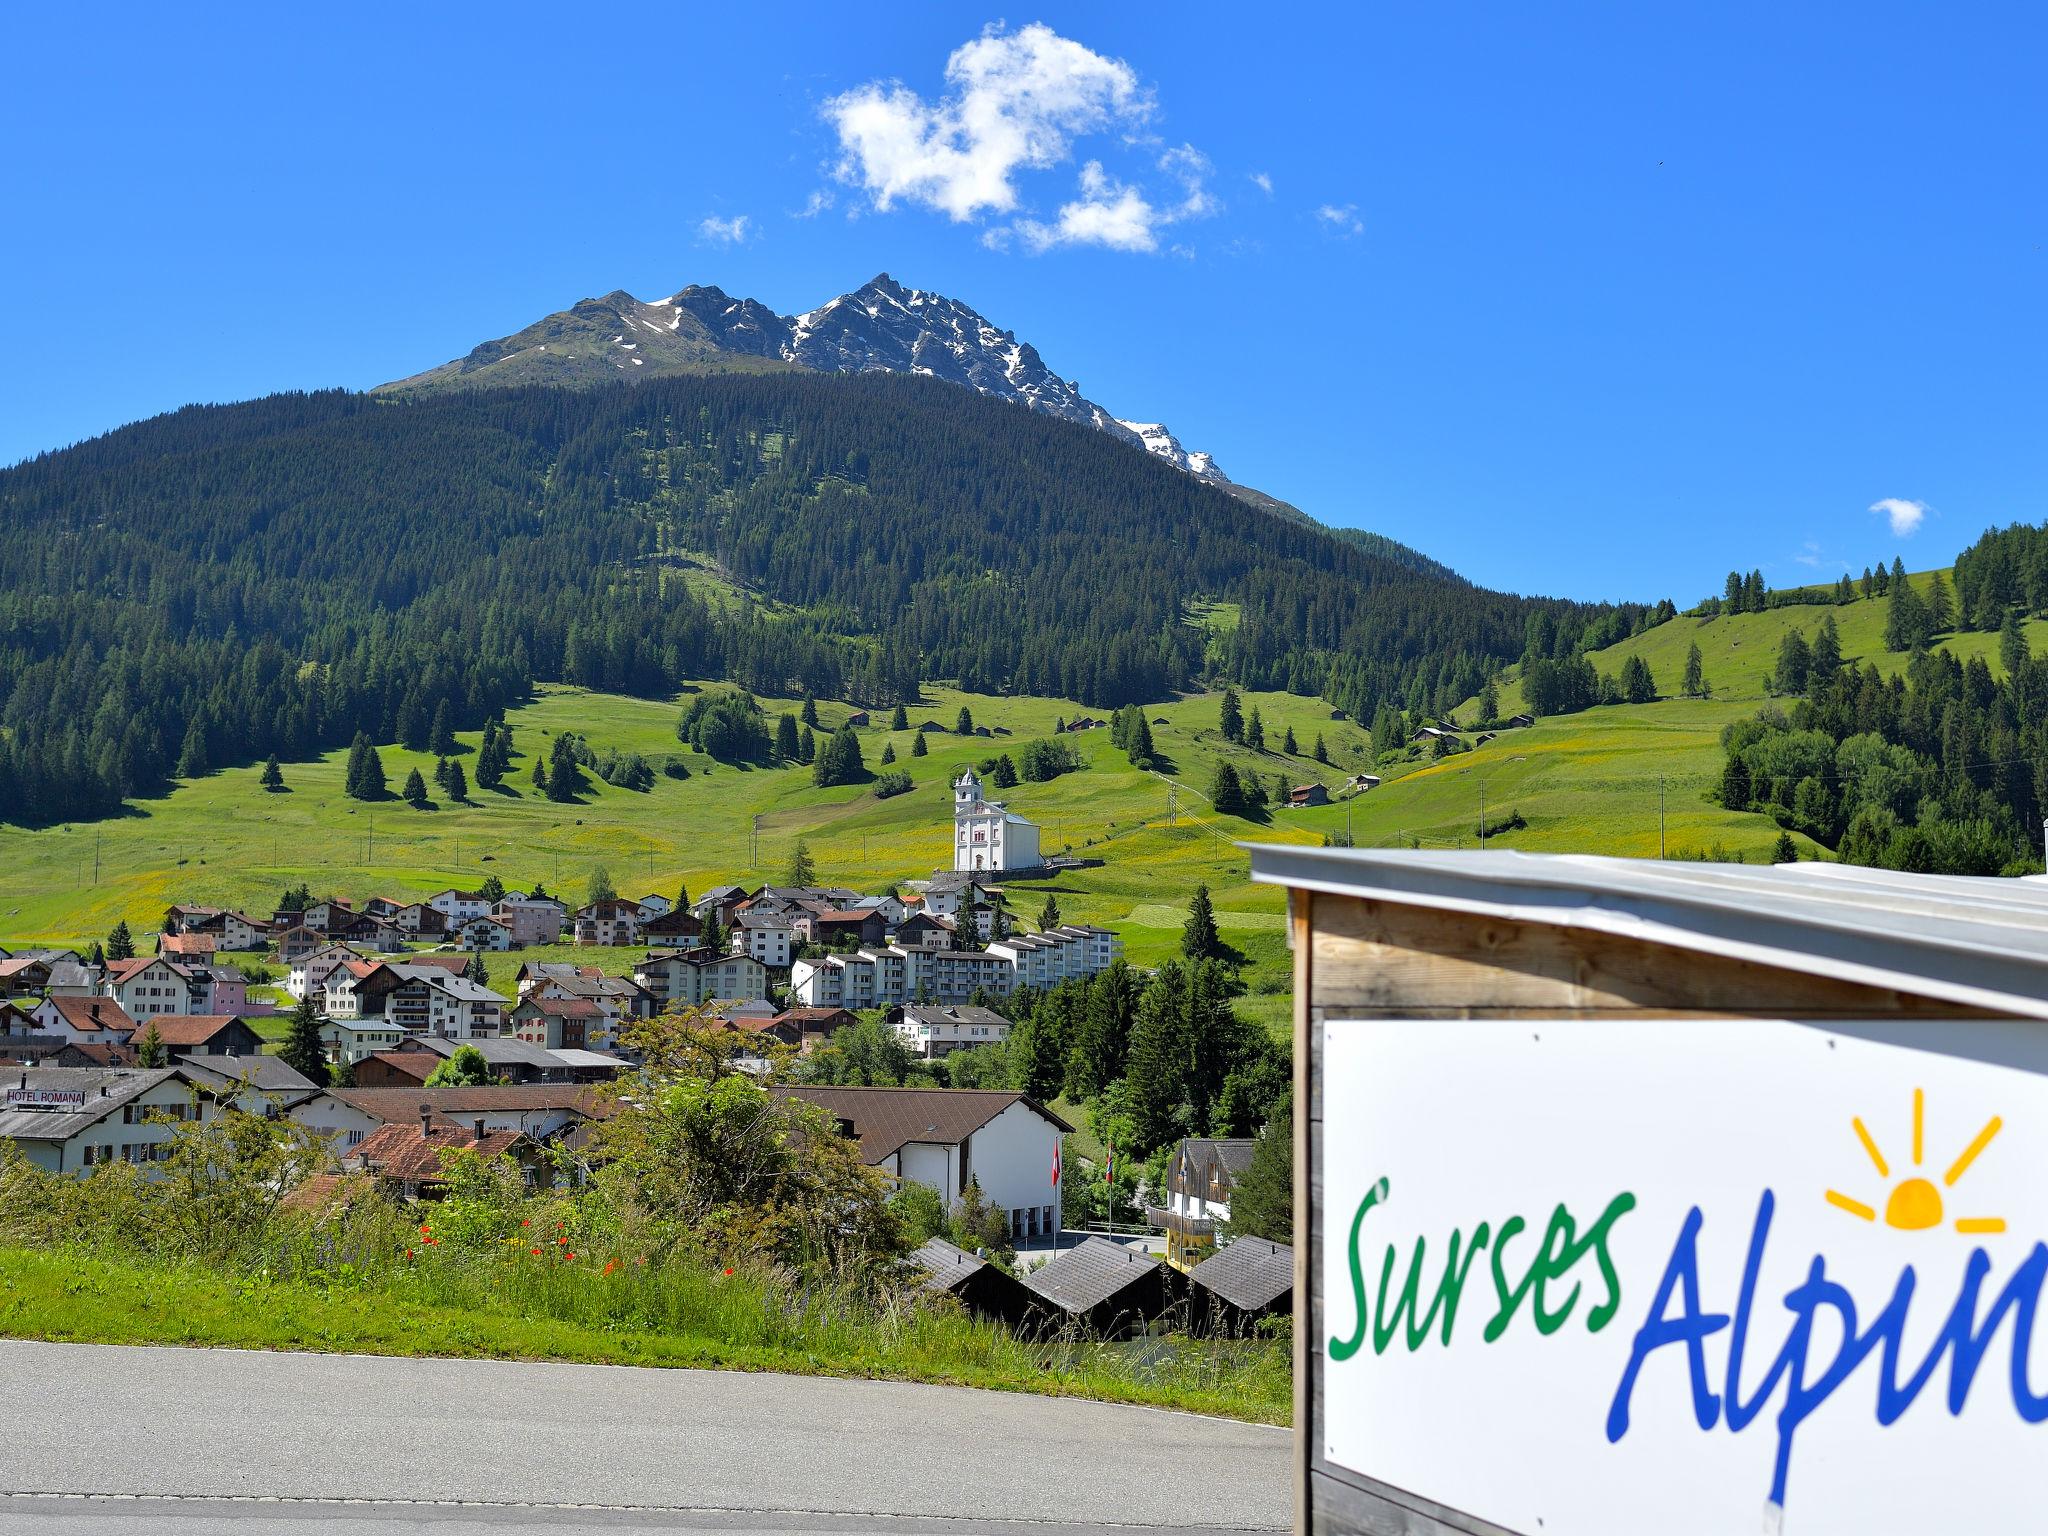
[17,579,1997,985]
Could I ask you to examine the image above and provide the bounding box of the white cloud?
[1316,202,1364,237]
[794,189,834,219]
[1018,161,1160,252]
[697,214,753,245]
[1870,497,1929,538]
[1158,143,1219,219]
[824,23,1151,223]
[1249,170,1273,196]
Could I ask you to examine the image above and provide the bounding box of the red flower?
[602,1260,617,1276]
[405,1249,415,1260]
[521,1218,530,1228]
[566,1252,577,1261]
[530,1248,541,1257]
[723,1267,734,1277]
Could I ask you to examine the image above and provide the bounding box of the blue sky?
[3,2,2041,601]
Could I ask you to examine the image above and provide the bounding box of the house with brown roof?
[573,900,646,947]
[103,956,194,1019]
[454,914,515,952]
[140,1015,267,1058]
[813,909,888,949]
[328,1085,606,1147]
[784,1086,1071,1244]
[638,907,705,949]
[507,994,605,1052]
[158,932,217,960]
[33,996,137,1043]
[342,1108,545,1199]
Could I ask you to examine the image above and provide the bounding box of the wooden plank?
[1293,888,1314,1535]
[1306,894,1995,1018]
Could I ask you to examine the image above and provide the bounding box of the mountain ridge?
[380,271,1459,581]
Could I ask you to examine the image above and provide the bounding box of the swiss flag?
[1051,1141,1061,1188]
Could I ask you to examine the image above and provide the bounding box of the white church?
[953,767,1043,873]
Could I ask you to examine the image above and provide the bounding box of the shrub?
[873,770,913,799]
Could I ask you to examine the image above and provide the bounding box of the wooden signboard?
[1252,847,2048,1536]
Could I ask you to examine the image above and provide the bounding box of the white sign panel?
[1321,1017,2048,1535]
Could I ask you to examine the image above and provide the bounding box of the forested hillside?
[0,373,1605,827]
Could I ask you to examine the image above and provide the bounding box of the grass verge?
[0,1245,1289,1425]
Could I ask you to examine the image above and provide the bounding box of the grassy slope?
[1327,569,2048,864]
[0,684,1374,1002]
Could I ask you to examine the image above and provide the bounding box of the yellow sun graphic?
[1826,1088,2006,1235]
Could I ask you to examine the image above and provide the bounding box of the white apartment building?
[631,950,770,1008]
[889,1004,1012,1058]
[792,924,1121,1010]
[427,889,495,923]
[287,944,364,1002]
[102,956,193,1019]
[732,913,795,969]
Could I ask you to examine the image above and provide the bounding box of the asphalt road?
[0,1341,1289,1534]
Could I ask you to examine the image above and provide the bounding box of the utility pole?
[94,831,101,886]
[1660,777,1667,860]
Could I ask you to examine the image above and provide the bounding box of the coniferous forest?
[0,372,1606,827]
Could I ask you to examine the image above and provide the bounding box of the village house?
[634,894,673,919]
[426,889,495,924]
[143,1014,268,1058]
[39,957,101,998]
[911,1237,1047,1331]
[103,956,197,1019]
[887,1003,1012,1058]
[287,944,362,1001]
[33,996,136,1044]
[273,925,325,964]
[0,956,53,998]
[1287,783,1331,808]
[319,1017,409,1069]
[390,902,449,939]
[327,1085,607,1149]
[573,899,645,947]
[343,1111,545,1199]
[327,911,407,953]
[0,1066,211,1173]
[689,884,758,932]
[731,911,796,968]
[158,932,217,961]
[813,909,888,950]
[1154,1136,1256,1271]
[324,962,506,1040]
[636,907,704,949]
[506,994,607,1052]
[784,1085,1070,1244]
[454,914,516,951]
[492,894,565,946]
[630,949,770,1009]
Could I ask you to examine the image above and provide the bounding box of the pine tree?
[1771,830,1799,864]
[2001,608,2031,678]
[989,904,1009,941]
[786,839,817,887]
[1723,571,1745,613]
[956,706,974,735]
[433,756,453,792]
[910,731,927,758]
[176,718,208,778]
[1246,707,1265,751]
[107,920,134,961]
[136,1021,167,1069]
[890,703,908,730]
[278,993,330,1087]
[531,754,549,796]
[1885,564,1931,653]
[350,737,386,800]
[801,694,819,729]
[1620,655,1657,704]
[463,951,489,985]
[1218,688,1243,743]
[799,725,816,764]
[1226,1104,1293,1242]
[1281,724,1298,755]
[402,767,429,807]
[444,759,468,801]
[1209,761,1245,817]
[1039,893,1061,930]
[260,754,285,792]
[1810,615,1842,682]
[1313,733,1330,764]
[1928,570,1955,634]
[775,713,801,763]
[429,700,456,757]
[880,741,896,764]
[1183,883,1221,962]
[1478,678,1500,724]
[989,754,1017,789]
[1683,642,1705,698]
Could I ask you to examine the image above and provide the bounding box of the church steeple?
[954,767,984,815]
